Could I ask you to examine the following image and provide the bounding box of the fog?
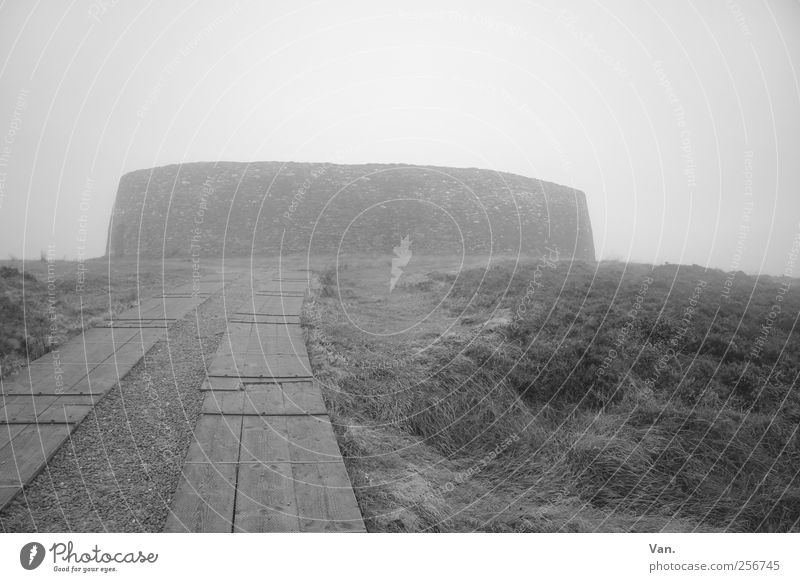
[0,0,798,275]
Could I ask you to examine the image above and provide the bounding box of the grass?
[0,257,208,377]
[303,255,800,532]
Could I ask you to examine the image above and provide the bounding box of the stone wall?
[106,161,595,260]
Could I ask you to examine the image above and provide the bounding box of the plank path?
[0,277,226,511]
[165,269,365,532]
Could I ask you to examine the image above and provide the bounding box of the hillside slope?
[106,161,595,259]
[305,258,800,532]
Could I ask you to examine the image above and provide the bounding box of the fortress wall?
[106,161,596,261]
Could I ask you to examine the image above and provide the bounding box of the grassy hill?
[304,257,800,532]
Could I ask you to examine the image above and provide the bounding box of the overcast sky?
[0,0,798,275]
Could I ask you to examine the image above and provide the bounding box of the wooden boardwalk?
[165,270,365,532]
[0,278,225,511]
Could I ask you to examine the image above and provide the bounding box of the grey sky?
[0,0,798,275]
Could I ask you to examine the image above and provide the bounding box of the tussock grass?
[305,258,800,532]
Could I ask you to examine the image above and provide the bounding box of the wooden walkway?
[165,269,365,532]
[0,278,225,511]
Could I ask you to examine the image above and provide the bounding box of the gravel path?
[0,278,251,532]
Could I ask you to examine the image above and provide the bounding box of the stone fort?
[106,161,595,260]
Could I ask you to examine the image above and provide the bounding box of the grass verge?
[304,256,800,532]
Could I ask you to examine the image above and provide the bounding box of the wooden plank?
[281,382,327,415]
[7,362,93,394]
[0,485,20,510]
[201,392,244,415]
[0,280,220,509]
[234,462,299,532]
[255,291,306,297]
[252,295,304,315]
[163,302,201,320]
[207,354,243,377]
[103,318,171,328]
[200,384,326,416]
[106,341,149,364]
[100,322,170,329]
[259,284,308,294]
[62,326,121,345]
[239,416,290,463]
[108,316,177,322]
[243,353,312,378]
[0,423,27,450]
[199,377,242,391]
[235,311,301,318]
[44,336,116,365]
[223,321,256,334]
[0,423,72,486]
[228,316,301,325]
[67,363,126,396]
[243,385,285,415]
[286,416,343,463]
[164,463,237,533]
[250,339,305,356]
[251,323,304,352]
[218,328,305,356]
[292,462,366,532]
[112,301,165,320]
[103,327,151,343]
[127,328,169,343]
[191,282,225,292]
[251,321,304,335]
[1,394,96,411]
[0,404,93,424]
[218,323,253,353]
[184,415,243,463]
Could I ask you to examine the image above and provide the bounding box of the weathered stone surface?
[106,161,594,260]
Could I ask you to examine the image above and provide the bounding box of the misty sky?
[0,0,798,275]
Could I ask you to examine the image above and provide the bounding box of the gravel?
[0,279,251,532]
